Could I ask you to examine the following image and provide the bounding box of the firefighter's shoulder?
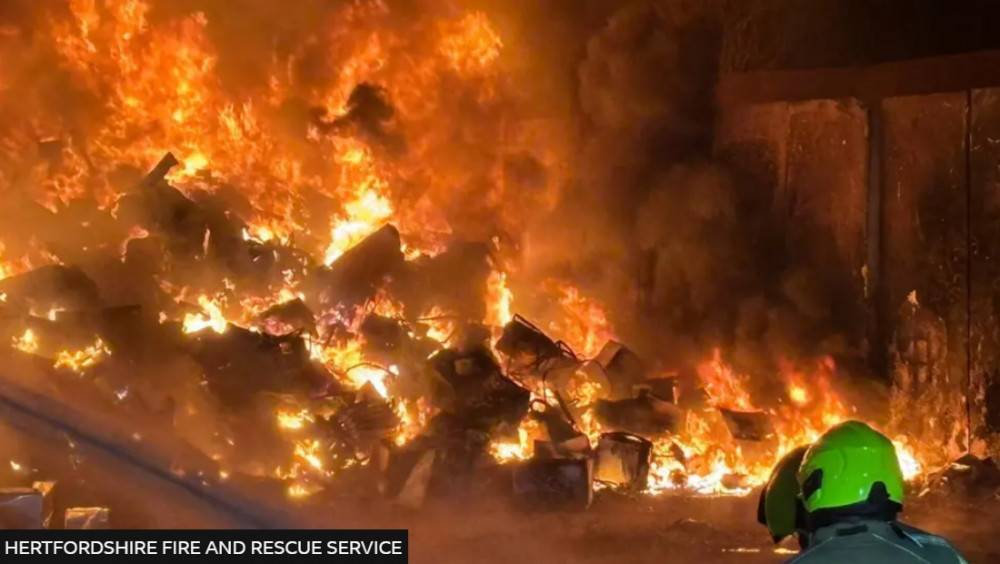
[784,521,967,564]
[893,522,969,564]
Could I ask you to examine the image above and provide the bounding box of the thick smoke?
[519,0,865,385]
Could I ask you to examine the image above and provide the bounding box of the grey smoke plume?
[522,0,860,379]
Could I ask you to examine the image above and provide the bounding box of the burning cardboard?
[8,314,107,360]
[512,457,593,511]
[140,152,180,188]
[133,153,218,261]
[594,432,653,492]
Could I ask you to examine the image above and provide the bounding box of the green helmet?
[757,445,809,543]
[797,421,904,518]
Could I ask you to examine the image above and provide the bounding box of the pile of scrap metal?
[494,318,775,508]
[380,314,777,511]
[0,152,512,522]
[0,152,780,524]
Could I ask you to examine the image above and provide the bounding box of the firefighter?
[787,420,968,563]
[757,445,810,550]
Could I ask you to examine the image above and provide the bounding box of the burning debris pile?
[0,0,940,528]
[0,151,927,524]
[0,149,926,525]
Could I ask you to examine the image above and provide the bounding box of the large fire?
[0,0,928,508]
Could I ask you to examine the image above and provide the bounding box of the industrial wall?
[715,53,1000,458]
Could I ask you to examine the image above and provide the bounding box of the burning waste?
[0,0,936,529]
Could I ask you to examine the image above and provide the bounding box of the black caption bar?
[0,530,408,563]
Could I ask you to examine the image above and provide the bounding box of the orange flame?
[542,282,613,359]
[182,295,229,334]
[12,329,39,355]
[54,338,111,373]
[438,12,503,74]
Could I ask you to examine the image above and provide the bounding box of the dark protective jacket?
[785,519,968,564]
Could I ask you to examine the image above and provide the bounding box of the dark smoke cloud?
[512,0,858,380]
[527,1,727,356]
